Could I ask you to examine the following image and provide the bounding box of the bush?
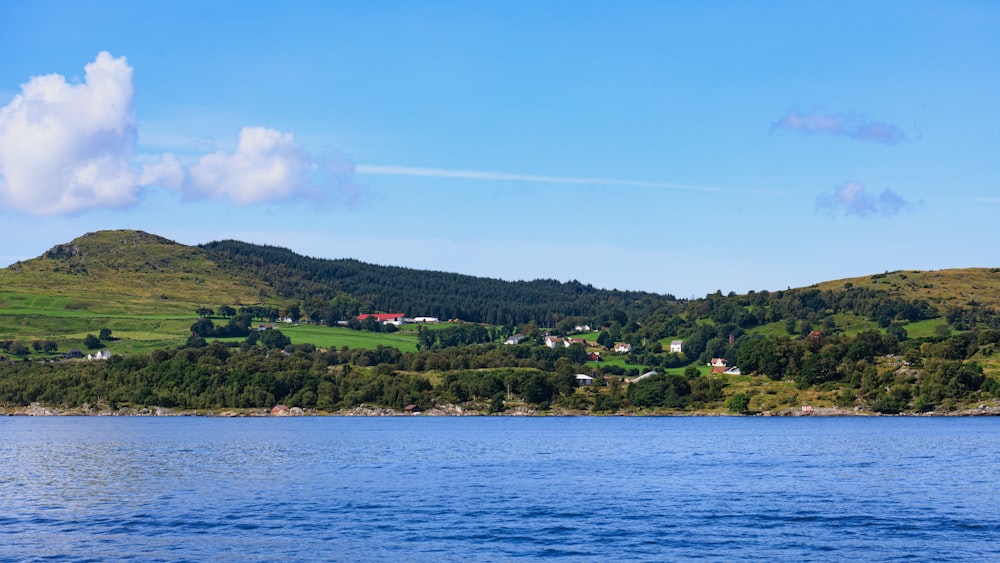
[726,393,750,414]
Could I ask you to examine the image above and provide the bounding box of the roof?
[357,313,405,321]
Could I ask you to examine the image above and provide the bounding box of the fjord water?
[2,417,998,562]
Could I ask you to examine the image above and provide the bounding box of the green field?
[280,324,422,352]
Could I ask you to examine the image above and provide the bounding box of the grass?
[280,324,422,353]
[902,318,950,339]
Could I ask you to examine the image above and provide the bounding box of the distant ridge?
[2,230,998,325]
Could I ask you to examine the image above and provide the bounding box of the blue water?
[2,417,999,561]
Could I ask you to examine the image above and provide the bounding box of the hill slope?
[0,230,271,316]
[813,269,1000,312]
[201,239,667,326]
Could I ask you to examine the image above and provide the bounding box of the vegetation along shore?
[2,230,999,416]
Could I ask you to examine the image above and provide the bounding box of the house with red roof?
[357,313,406,325]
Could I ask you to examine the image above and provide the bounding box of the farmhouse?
[614,342,632,353]
[544,335,564,348]
[505,334,525,345]
[357,313,406,326]
[575,374,594,386]
[670,340,683,353]
[410,316,440,323]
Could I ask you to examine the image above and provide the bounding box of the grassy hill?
[1,229,997,358]
[0,230,289,353]
[812,269,1000,312]
[0,230,273,313]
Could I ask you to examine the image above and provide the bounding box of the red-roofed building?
[357,313,406,325]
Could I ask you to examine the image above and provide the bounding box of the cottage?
[565,337,587,348]
[505,334,525,345]
[86,350,111,361]
[710,358,727,368]
[670,340,684,354]
[575,374,594,386]
[404,404,422,414]
[544,335,564,348]
[587,351,602,362]
[614,342,632,353]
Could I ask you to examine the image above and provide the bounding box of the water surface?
[2,416,998,561]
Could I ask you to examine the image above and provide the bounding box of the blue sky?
[1,1,998,298]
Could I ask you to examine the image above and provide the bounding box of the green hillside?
[813,269,1000,312]
[2,229,999,415]
[0,230,289,353]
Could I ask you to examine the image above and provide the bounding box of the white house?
[86,350,111,361]
[575,374,594,386]
[505,334,525,345]
[670,340,684,354]
[614,342,632,353]
[544,336,564,348]
[710,358,727,368]
[411,316,440,323]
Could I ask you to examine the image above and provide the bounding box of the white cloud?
[0,52,179,215]
[184,127,364,206]
[771,109,906,144]
[0,53,337,215]
[186,126,319,204]
[817,181,918,218]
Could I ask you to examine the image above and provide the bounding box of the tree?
[726,393,751,414]
[196,307,215,318]
[99,328,113,341]
[83,334,102,349]
[521,373,555,404]
[597,330,614,349]
[218,305,236,318]
[190,318,216,337]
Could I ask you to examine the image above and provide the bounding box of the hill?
[2,230,999,415]
[813,269,1000,312]
[201,239,666,326]
[0,230,269,316]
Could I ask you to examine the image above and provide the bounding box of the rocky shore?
[3,402,999,417]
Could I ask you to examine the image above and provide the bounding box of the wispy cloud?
[771,109,906,144]
[356,164,782,195]
[817,181,918,218]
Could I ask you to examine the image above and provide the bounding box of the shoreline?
[3,403,1000,418]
